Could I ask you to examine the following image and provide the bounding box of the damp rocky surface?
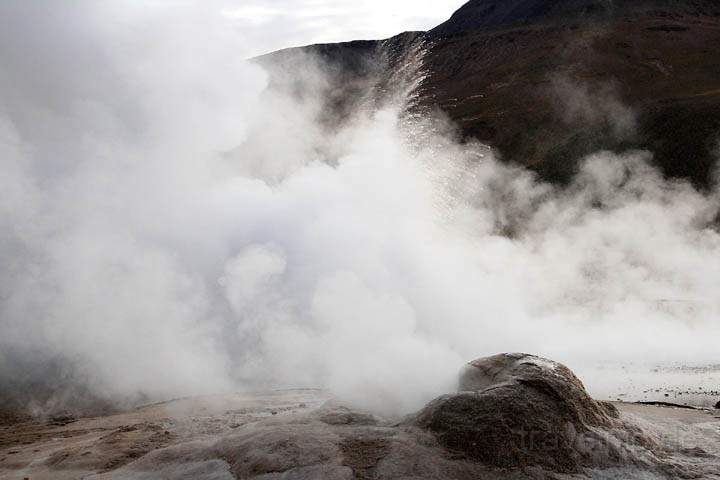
[2,355,720,480]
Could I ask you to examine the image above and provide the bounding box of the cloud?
[222,0,467,57]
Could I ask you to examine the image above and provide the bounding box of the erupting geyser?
[2,1,720,478]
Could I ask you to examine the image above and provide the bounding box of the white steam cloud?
[1,2,719,416]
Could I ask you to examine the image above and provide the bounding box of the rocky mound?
[415,354,649,473]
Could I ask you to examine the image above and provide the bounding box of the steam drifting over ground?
[1,1,719,417]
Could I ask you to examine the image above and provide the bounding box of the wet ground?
[1,388,719,480]
[0,390,331,480]
[581,363,720,408]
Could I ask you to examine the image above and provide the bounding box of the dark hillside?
[261,0,720,187]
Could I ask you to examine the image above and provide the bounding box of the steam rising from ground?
[1,2,719,416]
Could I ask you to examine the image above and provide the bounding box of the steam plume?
[1,1,719,416]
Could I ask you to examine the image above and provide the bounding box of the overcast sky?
[227,0,466,57]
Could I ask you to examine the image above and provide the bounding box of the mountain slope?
[430,0,720,35]
[260,0,720,187]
